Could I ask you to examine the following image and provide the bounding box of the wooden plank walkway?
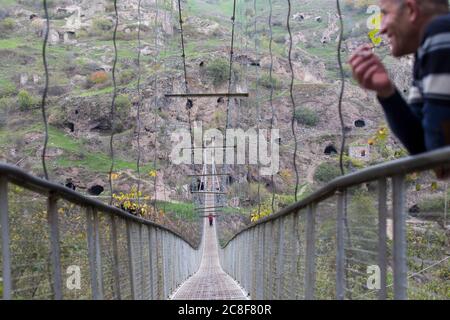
[171,194,248,300]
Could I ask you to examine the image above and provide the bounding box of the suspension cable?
[268,0,275,213]
[254,0,261,216]
[108,0,119,205]
[287,0,299,202]
[236,0,248,207]
[153,0,160,215]
[40,0,50,180]
[176,0,194,164]
[336,0,346,175]
[336,0,354,299]
[225,0,238,130]
[136,0,143,206]
[222,0,239,200]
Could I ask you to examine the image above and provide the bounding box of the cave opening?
[88,185,104,196]
[324,144,338,155]
[354,119,366,128]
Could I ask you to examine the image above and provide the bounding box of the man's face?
[380,0,419,57]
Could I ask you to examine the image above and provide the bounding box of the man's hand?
[349,44,395,98]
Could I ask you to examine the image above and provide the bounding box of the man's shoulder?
[418,14,450,58]
[423,14,450,40]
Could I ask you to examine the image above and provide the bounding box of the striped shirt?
[379,13,450,155]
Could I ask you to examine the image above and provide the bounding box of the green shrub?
[206,58,229,87]
[294,107,319,126]
[418,193,449,213]
[0,80,16,97]
[91,18,113,34]
[17,90,37,111]
[115,94,131,115]
[314,162,341,183]
[273,35,285,44]
[0,97,12,110]
[0,17,15,32]
[258,73,282,90]
[0,98,12,128]
[119,69,135,85]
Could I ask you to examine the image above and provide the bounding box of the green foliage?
[342,155,365,169]
[17,90,38,111]
[0,79,16,97]
[258,73,282,90]
[0,17,15,35]
[119,69,135,85]
[156,201,197,221]
[115,94,131,112]
[91,18,114,34]
[206,58,229,87]
[294,107,319,126]
[417,191,449,216]
[314,162,341,183]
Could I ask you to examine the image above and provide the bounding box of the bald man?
[349,0,450,178]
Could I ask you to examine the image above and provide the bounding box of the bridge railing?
[219,147,450,300]
[0,163,203,300]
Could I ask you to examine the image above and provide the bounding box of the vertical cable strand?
[40,0,50,180]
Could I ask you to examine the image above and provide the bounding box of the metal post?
[126,220,137,299]
[261,224,268,299]
[336,190,346,300]
[305,204,316,300]
[378,178,388,300]
[245,231,251,294]
[276,217,285,299]
[161,230,167,299]
[0,177,11,299]
[110,215,121,299]
[265,221,273,300]
[139,224,144,300]
[392,175,407,300]
[267,220,276,300]
[290,213,300,299]
[252,228,257,298]
[257,226,264,299]
[147,226,154,300]
[86,207,103,300]
[47,195,63,300]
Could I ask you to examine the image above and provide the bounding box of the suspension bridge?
[0,0,449,300]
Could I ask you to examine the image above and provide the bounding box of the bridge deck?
[171,195,247,300]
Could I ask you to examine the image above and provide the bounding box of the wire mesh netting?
[343,184,384,300]
[98,213,116,300]
[404,171,449,299]
[58,200,91,299]
[6,187,53,299]
[314,196,338,300]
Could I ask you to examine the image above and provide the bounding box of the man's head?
[380,0,449,57]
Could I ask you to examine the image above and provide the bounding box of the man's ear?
[404,0,420,22]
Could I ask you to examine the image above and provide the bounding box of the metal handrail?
[219,146,450,300]
[223,146,450,246]
[0,163,198,249]
[0,162,203,300]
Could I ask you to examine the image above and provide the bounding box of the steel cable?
[268,0,275,214]
[254,0,261,216]
[40,0,50,180]
[136,0,143,206]
[336,0,346,175]
[336,0,354,299]
[225,0,238,131]
[152,0,161,216]
[176,0,193,161]
[287,0,299,202]
[108,0,119,205]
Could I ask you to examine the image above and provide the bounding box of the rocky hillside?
[0,0,448,247]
